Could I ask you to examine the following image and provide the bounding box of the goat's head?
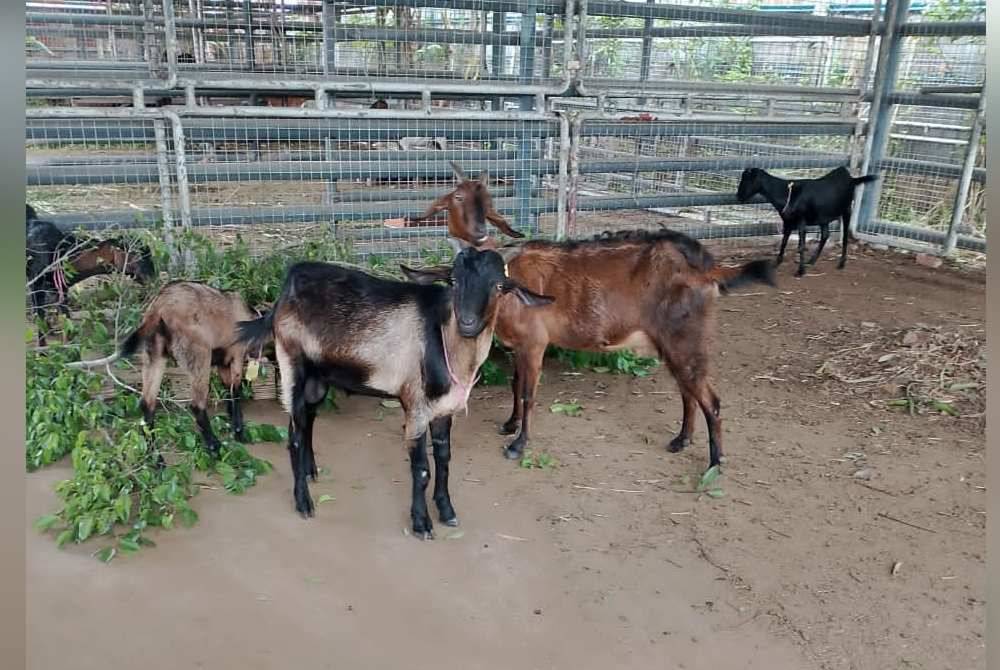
[400,247,552,338]
[409,162,525,248]
[736,168,763,203]
[84,238,156,284]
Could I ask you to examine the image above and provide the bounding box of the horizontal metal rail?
[28,159,560,186]
[878,157,985,183]
[27,153,854,187]
[27,149,525,166]
[583,1,875,34]
[579,119,858,137]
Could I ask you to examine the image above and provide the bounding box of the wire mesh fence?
[24,0,987,263]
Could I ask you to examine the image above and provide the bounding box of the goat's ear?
[502,280,553,307]
[399,263,452,285]
[486,210,525,239]
[407,194,450,223]
[479,170,489,186]
[496,244,525,264]
[449,161,467,182]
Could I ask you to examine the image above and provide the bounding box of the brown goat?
[404,161,524,250]
[70,281,258,453]
[499,234,775,471]
[408,229,776,472]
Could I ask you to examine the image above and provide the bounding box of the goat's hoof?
[503,444,524,460]
[411,516,434,540]
[233,430,248,443]
[667,436,690,453]
[442,515,459,527]
[498,419,519,436]
[794,268,806,278]
[295,493,315,518]
[836,261,846,270]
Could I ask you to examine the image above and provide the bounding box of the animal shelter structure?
[26,0,986,260]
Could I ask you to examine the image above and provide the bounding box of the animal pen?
[26,0,986,263]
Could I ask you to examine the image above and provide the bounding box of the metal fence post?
[638,0,655,106]
[518,0,539,234]
[942,86,986,256]
[492,10,504,111]
[153,118,178,267]
[556,111,571,240]
[323,0,337,76]
[855,0,910,237]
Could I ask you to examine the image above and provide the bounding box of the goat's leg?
[838,212,851,270]
[809,224,830,265]
[173,343,221,454]
[775,227,791,266]
[499,356,523,435]
[408,430,434,539]
[430,415,457,526]
[140,341,168,468]
[692,380,723,469]
[667,389,698,453]
[289,376,315,518]
[795,221,807,277]
[504,345,545,460]
[301,377,327,482]
[218,362,246,442]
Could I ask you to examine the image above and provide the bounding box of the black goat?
[236,248,552,537]
[26,204,156,346]
[736,166,878,277]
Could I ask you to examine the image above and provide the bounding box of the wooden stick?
[877,511,937,534]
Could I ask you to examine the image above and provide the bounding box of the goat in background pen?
[736,166,878,277]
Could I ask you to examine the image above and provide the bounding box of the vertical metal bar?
[638,0,654,105]
[492,10,504,110]
[518,0,539,234]
[106,0,118,60]
[567,115,581,239]
[141,0,154,75]
[133,87,145,108]
[556,112,571,240]
[942,87,985,256]
[541,14,554,79]
[153,119,177,265]
[163,0,178,82]
[855,0,910,236]
[846,0,883,237]
[245,0,256,71]
[323,0,337,75]
[165,112,192,232]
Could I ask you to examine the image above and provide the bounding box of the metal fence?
[26,0,986,261]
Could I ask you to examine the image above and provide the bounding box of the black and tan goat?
[236,248,552,536]
[736,166,878,277]
[70,281,257,453]
[27,204,155,346]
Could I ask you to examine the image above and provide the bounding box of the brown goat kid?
[404,161,524,250]
[70,281,257,453]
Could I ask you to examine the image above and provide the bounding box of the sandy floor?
[26,243,985,670]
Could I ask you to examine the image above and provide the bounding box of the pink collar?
[440,325,479,415]
[53,264,67,303]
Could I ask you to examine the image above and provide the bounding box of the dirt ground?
[26,242,985,670]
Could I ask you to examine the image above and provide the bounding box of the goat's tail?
[66,316,154,369]
[707,259,777,293]
[851,174,879,187]
[236,310,275,351]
